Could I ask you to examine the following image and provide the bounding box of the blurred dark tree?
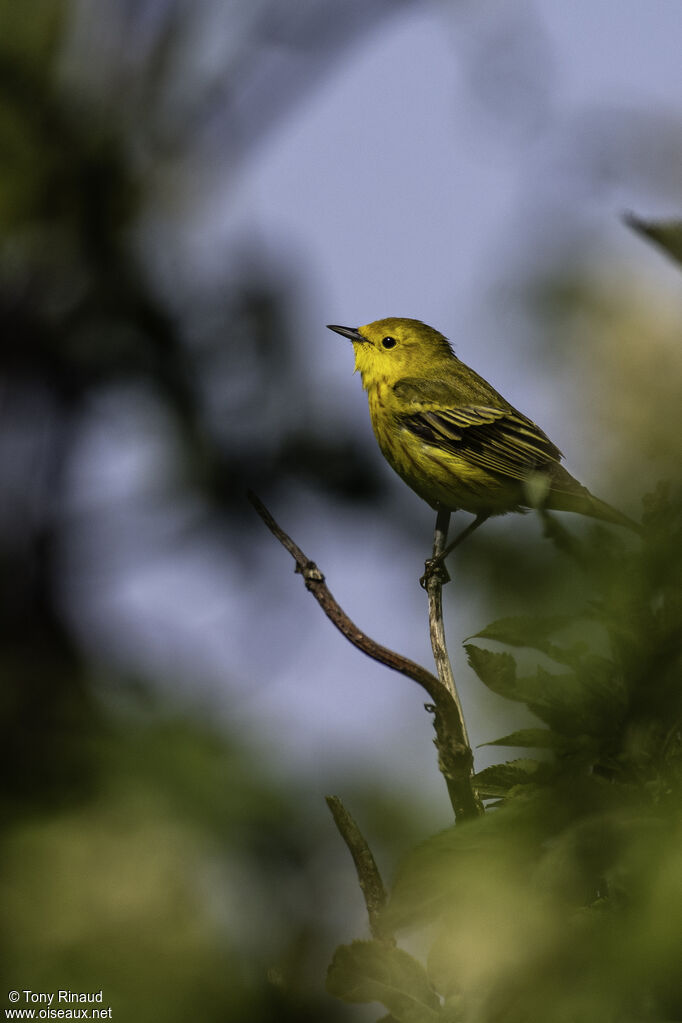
[0,0,418,814]
[0,0,416,1018]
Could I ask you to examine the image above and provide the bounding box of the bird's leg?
[420,513,489,589]
[440,513,489,560]
[421,508,451,588]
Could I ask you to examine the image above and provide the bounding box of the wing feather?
[400,405,562,482]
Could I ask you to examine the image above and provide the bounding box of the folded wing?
[400,404,563,481]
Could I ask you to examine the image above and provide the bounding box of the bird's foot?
[420,555,450,589]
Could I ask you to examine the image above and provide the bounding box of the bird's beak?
[327,324,367,344]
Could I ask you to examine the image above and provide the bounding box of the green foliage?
[327,941,442,1023]
[624,213,682,269]
[0,704,353,1022]
[327,484,682,1021]
[480,727,555,748]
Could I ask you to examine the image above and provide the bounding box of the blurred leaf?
[464,645,518,699]
[0,0,64,74]
[522,665,622,737]
[466,643,624,739]
[326,940,441,1022]
[624,212,682,268]
[1,703,352,1022]
[387,801,541,926]
[480,728,555,748]
[467,615,575,650]
[473,758,554,798]
[468,614,593,669]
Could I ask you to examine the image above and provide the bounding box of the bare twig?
[326,795,393,944]
[247,491,446,704]
[423,510,484,821]
[248,491,483,820]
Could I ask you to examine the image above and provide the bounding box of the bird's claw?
[420,556,450,589]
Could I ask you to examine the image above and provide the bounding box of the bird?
[327,318,639,555]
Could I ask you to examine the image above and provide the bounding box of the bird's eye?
[381,336,397,349]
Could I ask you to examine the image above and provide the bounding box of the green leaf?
[519,667,589,733]
[466,646,581,727]
[464,645,518,699]
[468,638,622,738]
[481,728,556,749]
[473,758,553,798]
[468,615,574,650]
[387,799,554,932]
[538,641,591,670]
[468,616,592,670]
[326,940,441,1022]
[520,662,623,737]
[624,212,682,268]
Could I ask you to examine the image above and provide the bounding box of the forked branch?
[248,491,444,702]
[248,491,482,821]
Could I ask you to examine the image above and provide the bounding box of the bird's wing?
[399,404,562,481]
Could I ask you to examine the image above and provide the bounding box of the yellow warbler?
[328,318,638,538]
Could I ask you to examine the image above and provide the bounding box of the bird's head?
[327,318,453,389]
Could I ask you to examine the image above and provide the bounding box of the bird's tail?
[546,467,642,534]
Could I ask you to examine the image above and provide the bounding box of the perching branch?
[248,491,482,820]
[326,795,393,944]
[423,510,483,821]
[424,510,460,702]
